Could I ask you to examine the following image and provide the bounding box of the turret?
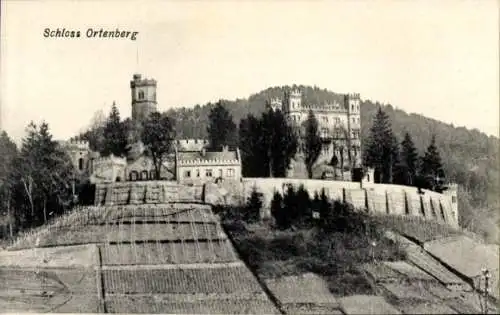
[60,139,91,173]
[284,88,302,113]
[130,73,157,123]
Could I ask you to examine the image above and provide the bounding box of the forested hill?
[165,85,499,239]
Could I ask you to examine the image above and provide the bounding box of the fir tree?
[399,132,419,186]
[260,109,298,177]
[303,110,322,178]
[270,190,285,229]
[14,122,74,226]
[207,101,237,150]
[363,107,398,183]
[420,135,445,191]
[238,114,268,177]
[0,131,18,237]
[389,135,401,184]
[295,185,311,226]
[102,102,128,157]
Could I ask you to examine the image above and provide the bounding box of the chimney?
[201,148,206,157]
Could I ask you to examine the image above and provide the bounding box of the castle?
[268,89,362,178]
[60,74,242,185]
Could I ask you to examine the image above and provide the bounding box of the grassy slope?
[222,219,405,297]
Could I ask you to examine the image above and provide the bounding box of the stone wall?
[95,181,204,206]
[94,178,458,228]
[234,178,458,228]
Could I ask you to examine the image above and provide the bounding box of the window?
[206,169,213,177]
[138,90,145,100]
[141,170,148,181]
[129,171,139,181]
[452,196,457,203]
[227,168,235,177]
[150,170,156,180]
[78,158,84,170]
[219,169,223,178]
[321,128,328,138]
[196,169,200,177]
[184,170,191,178]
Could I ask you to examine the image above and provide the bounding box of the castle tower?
[346,93,362,168]
[283,88,302,114]
[130,74,157,123]
[61,140,91,175]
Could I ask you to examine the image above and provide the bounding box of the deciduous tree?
[141,112,176,180]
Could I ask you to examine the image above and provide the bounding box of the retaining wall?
[94,179,458,228]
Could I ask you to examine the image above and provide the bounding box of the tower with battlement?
[131,74,157,123]
[59,140,92,175]
[267,88,363,179]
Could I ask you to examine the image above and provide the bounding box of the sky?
[1,0,499,143]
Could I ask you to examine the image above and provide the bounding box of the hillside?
[165,85,499,242]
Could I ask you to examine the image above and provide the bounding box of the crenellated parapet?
[130,74,157,88]
[289,89,302,98]
[60,139,90,151]
[178,158,240,166]
[347,92,360,99]
[299,102,347,113]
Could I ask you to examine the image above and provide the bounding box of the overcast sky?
[1,0,498,142]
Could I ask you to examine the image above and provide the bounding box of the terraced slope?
[0,203,279,314]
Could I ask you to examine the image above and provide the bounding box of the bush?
[271,190,286,229]
[244,186,263,223]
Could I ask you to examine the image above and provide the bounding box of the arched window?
[78,158,84,170]
[150,170,156,180]
[138,90,145,100]
[141,170,149,181]
[129,171,139,181]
